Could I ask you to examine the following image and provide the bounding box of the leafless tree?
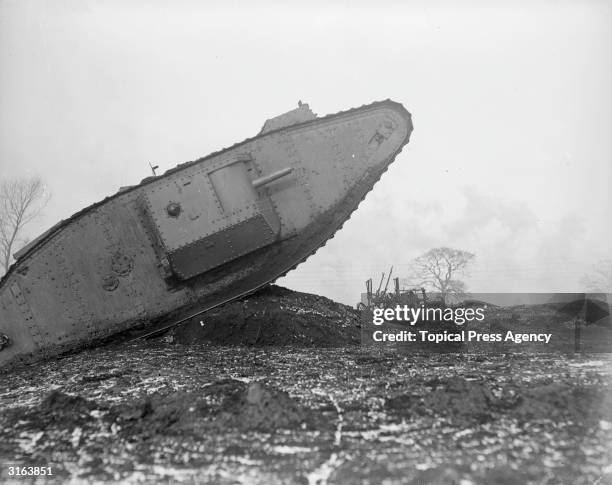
[581,259,612,293]
[0,177,50,274]
[411,247,475,303]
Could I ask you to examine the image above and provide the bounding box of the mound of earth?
[514,381,609,423]
[5,390,98,429]
[386,376,611,426]
[107,379,330,437]
[386,378,498,424]
[172,285,360,346]
[216,381,326,432]
[40,390,97,417]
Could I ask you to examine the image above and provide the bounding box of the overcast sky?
[1,0,611,305]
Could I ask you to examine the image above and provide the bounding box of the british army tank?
[0,100,413,368]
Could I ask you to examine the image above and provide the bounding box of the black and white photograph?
[1,1,611,483]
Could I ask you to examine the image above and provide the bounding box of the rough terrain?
[0,287,611,484]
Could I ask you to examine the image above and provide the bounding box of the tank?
[0,100,413,368]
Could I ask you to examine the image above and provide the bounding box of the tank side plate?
[168,214,276,279]
[9,281,43,348]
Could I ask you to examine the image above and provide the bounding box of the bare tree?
[0,177,50,273]
[411,247,475,303]
[581,259,612,293]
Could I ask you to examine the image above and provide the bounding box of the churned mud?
[0,287,611,484]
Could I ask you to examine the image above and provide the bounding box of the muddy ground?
[1,288,611,484]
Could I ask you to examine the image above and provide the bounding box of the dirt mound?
[110,391,205,436]
[387,377,610,425]
[2,390,99,436]
[109,379,327,436]
[173,285,360,346]
[387,378,498,423]
[421,378,497,421]
[217,381,316,432]
[514,381,609,423]
[39,390,97,418]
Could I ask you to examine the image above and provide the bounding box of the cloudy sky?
[1,0,610,305]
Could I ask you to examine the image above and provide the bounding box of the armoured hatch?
[142,156,285,279]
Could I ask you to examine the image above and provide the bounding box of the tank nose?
[363,104,413,171]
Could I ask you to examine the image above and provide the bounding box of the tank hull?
[0,100,412,368]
